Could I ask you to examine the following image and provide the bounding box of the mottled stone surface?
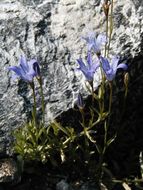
[0,158,19,183]
[0,0,143,155]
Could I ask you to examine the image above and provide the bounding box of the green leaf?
[85,129,96,143]
[107,134,117,147]
[51,121,69,136]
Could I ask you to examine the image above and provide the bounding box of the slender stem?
[97,55,105,116]
[90,80,94,104]
[96,150,104,183]
[121,82,128,120]
[96,120,108,181]
[103,120,108,154]
[80,109,85,128]
[80,109,89,161]
[108,82,113,113]
[107,0,114,57]
[30,82,37,126]
[104,16,109,57]
[37,77,45,124]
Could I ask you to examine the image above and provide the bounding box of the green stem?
[103,120,108,154]
[121,84,128,120]
[90,80,94,104]
[108,82,113,113]
[98,56,105,116]
[96,120,108,182]
[96,151,104,183]
[107,0,114,57]
[30,82,37,126]
[80,109,89,161]
[37,77,45,124]
[104,16,109,57]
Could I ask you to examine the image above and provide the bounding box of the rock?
[56,180,71,190]
[0,0,142,156]
[0,158,20,184]
[80,182,108,190]
[56,180,108,190]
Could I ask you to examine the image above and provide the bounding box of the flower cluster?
[76,32,127,108]
[77,32,127,83]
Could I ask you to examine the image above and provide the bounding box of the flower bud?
[77,93,85,110]
[102,0,111,17]
[124,72,129,87]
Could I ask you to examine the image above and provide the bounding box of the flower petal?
[92,60,100,72]
[28,59,39,77]
[96,34,107,49]
[117,63,128,70]
[84,70,94,81]
[82,32,96,51]
[87,52,93,69]
[8,66,23,76]
[82,32,96,42]
[19,55,29,73]
[77,58,87,73]
[33,61,41,76]
[100,56,110,71]
[111,55,120,74]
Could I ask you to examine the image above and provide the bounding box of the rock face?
[0,0,143,155]
[0,158,20,183]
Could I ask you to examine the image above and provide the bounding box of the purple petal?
[8,66,23,76]
[106,69,113,75]
[100,56,110,71]
[111,55,120,74]
[87,52,92,69]
[82,32,96,51]
[82,32,96,42]
[96,34,107,49]
[84,71,94,81]
[19,55,29,73]
[28,59,40,77]
[106,74,114,81]
[9,66,28,82]
[33,61,41,76]
[117,63,128,70]
[92,60,100,72]
[27,66,36,79]
[77,58,87,72]
[23,74,34,82]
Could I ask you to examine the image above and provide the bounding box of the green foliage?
[13,121,51,163]
[13,120,79,165]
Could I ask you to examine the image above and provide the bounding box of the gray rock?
[56,180,70,190]
[0,0,142,156]
[0,158,20,183]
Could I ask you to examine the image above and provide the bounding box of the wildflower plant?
[74,0,128,186]
[8,55,47,163]
[8,0,134,188]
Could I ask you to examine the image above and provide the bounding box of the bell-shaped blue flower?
[82,32,107,54]
[8,55,40,83]
[77,52,100,81]
[100,55,128,81]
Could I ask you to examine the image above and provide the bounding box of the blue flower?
[33,61,41,77]
[8,55,40,83]
[100,55,128,81]
[77,93,84,109]
[82,32,107,54]
[77,52,100,81]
